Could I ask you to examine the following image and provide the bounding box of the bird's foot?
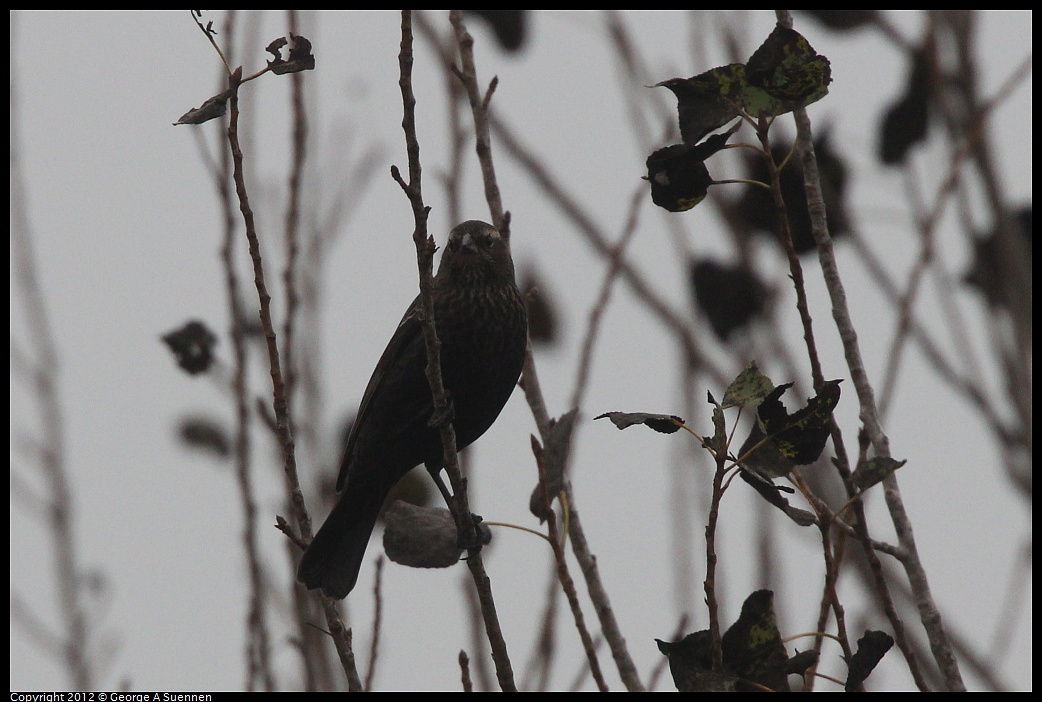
[425,465,491,552]
[457,513,492,552]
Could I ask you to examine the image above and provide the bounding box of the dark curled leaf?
[758,379,842,465]
[845,630,894,691]
[174,89,233,125]
[529,410,578,521]
[382,500,491,570]
[851,456,907,492]
[738,467,816,526]
[595,411,684,434]
[646,144,713,212]
[266,33,316,75]
[645,122,738,212]
[266,36,288,56]
[656,631,737,692]
[161,320,218,375]
[722,589,790,691]
[178,416,231,459]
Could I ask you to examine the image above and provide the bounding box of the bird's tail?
[297,486,385,599]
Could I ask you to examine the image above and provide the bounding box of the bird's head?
[437,220,516,286]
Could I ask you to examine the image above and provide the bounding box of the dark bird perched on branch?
[298,220,529,599]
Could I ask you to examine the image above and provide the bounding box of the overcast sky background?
[10,11,1032,691]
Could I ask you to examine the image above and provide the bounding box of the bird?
[297,220,529,598]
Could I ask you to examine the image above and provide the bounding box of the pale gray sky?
[11,10,1032,691]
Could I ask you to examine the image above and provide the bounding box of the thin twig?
[449,11,506,231]
[395,11,517,692]
[364,557,384,691]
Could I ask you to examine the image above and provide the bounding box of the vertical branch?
[448,11,505,232]
[393,11,517,692]
[222,47,360,690]
[363,557,385,691]
[226,71,305,542]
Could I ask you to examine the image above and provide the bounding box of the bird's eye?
[482,234,495,248]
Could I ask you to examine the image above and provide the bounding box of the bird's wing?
[336,295,434,491]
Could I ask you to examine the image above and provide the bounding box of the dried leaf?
[174,89,233,126]
[691,261,770,341]
[738,422,795,479]
[730,131,850,254]
[595,411,684,434]
[266,34,315,75]
[852,456,907,492]
[529,410,578,521]
[656,65,746,145]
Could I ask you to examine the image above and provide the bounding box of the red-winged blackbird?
[298,220,529,598]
